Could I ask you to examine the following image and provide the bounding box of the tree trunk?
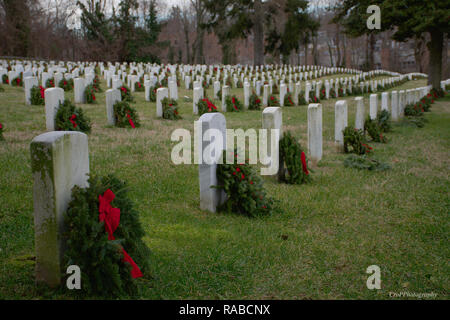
[304,41,308,65]
[428,29,443,90]
[342,35,347,67]
[368,33,375,70]
[335,25,341,67]
[327,41,334,66]
[184,25,191,64]
[253,0,264,66]
[195,29,204,64]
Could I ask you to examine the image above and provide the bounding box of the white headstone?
[263,85,269,107]
[74,78,86,104]
[45,88,65,131]
[308,103,322,163]
[369,94,378,120]
[31,131,89,287]
[244,82,250,109]
[262,107,282,177]
[24,76,38,105]
[221,86,230,112]
[381,92,389,111]
[197,113,227,213]
[193,87,204,115]
[279,83,287,107]
[156,87,169,118]
[106,89,122,126]
[355,97,365,130]
[334,100,348,151]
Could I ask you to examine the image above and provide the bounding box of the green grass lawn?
[0,75,448,299]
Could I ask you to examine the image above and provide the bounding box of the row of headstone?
[29,79,435,288]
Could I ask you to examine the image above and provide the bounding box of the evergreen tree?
[334,0,450,89]
[265,0,319,64]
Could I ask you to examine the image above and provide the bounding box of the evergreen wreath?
[297,93,307,105]
[113,101,140,128]
[93,75,102,92]
[12,76,22,87]
[149,86,158,102]
[84,84,97,104]
[337,87,345,97]
[319,86,326,100]
[279,131,311,184]
[202,80,210,89]
[268,94,279,106]
[162,97,181,120]
[63,174,151,297]
[343,154,391,171]
[402,116,427,128]
[55,100,92,133]
[236,79,243,88]
[420,95,433,112]
[404,103,424,117]
[343,126,373,154]
[2,74,8,84]
[46,78,55,88]
[135,81,144,92]
[330,87,338,98]
[30,85,45,105]
[198,98,218,116]
[377,110,392,133]
[215,150,277,217]
[430,88,445,100]
[283,93,295,107]
[0,121,4,141]
[364,117,387,143]
[225,95,244,112]
[59,78,74,91]
[309,95,320,103]
[120,85,134,102]
[249,92,262,110]
[216,88,222,101]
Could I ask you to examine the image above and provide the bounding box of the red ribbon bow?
[98,189,143,279]
[40,86,45,99]
[202,99,217,111]
[301,152,309,175]
[70,114,78,128]
[126,112,136,128]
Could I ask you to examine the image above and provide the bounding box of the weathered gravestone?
[31,131,90,287]
[106,89,121,126]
